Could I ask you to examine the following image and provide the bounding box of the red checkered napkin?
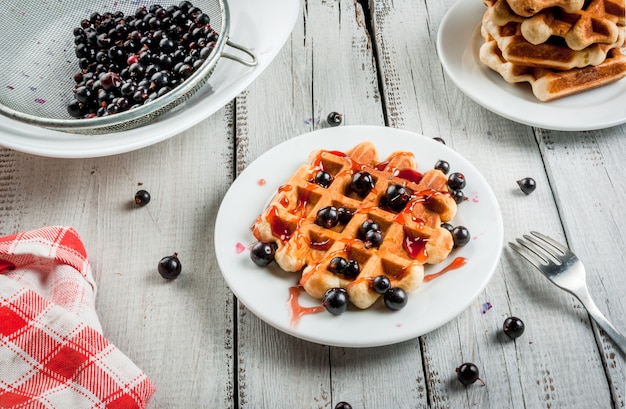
[0,226,155,408]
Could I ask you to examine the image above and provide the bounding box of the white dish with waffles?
[215,126,503,347]
[436,0,626,131]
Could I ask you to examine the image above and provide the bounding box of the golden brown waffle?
[480,39,626,101]
[481,10,625,70]
[500,0,585,17]
[486,0,625,51]
[252,142,457,309]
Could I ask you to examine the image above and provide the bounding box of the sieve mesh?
[0,0,240,134]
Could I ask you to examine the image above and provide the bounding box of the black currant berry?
[335,402,352,409]
[343,260,360,278]
[322,288,348,315]
[432,137,446,144]
[134,189,151,206]
[328,257,348,275]
[451,189,465,204]
[350,171,374,196]
[503,316,525,339]
[517,177,536,195]
[316,206,339,229]
[327,111,343,127]
[371,275,391,294]
[314,171,333,188]
[456,363,484,386]
[158,254,182,279]
[250,242,276,267]
[434,159,450,174]
[448,172,466,190]
[385,184,411,212]
[359,219,380,238]
[364,229,383,248]
[452,226,470,248]
[384,287,408,310]
[337,207,353,224]
[441,222,454,233]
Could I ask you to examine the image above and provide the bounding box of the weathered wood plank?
[369,0,618,407]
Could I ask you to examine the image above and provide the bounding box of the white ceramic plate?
[215,126,503,347]
[0,0,300,158]
[436,0,626,131]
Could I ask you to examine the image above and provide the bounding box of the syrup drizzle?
[402,230,428,262]
[288,286,325,327]
[267,206,293,243]
[424,257,467,282]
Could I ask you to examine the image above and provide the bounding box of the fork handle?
[574,286,626,357]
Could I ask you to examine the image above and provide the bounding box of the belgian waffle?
[498,0,586,17]
[252,142,457,309]
[481,10,625,70]
[486,0,625,51]
[480,39,626,101]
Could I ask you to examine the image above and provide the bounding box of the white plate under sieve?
[0,0,256,134]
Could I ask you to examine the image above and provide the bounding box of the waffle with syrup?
[251,142,457,309]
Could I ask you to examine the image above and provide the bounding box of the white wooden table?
[1,0,625,407]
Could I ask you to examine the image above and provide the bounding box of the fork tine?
[530,231,569,254]
[508,240,547,271]
[522,233,563,262]
[514,236,553,264]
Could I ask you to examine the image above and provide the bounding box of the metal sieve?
[0,0,256,134]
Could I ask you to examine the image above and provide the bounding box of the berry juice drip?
[424,257,467,282]
[396,169,423,184]
[311,150,347,172]
[308,237,332,251]
[288,286,325,327]
[403,230,428,262]
[292,184,316,217]
[267,206,293,243]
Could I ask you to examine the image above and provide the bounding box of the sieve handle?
[222,40,258,67]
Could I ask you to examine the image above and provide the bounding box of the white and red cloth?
[0,226,155,408]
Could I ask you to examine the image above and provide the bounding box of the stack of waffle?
[479,0,626,101]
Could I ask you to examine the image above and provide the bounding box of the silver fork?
[509,231,626,356]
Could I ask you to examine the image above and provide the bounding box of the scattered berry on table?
[250,242,276,267]
[434,159,450,174]
[134,189,151,206]
[322,288,348,315]
[503,316,525,339]
[456,362,485,386]
[158,253,182,279]
[327,111,343,127]
[451,226,470,248]
[432,137,446,144]
[516,177,536,195]
[335,402,352,409]
[384,287,408,310]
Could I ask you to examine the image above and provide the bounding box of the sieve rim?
[0,0,241,134]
